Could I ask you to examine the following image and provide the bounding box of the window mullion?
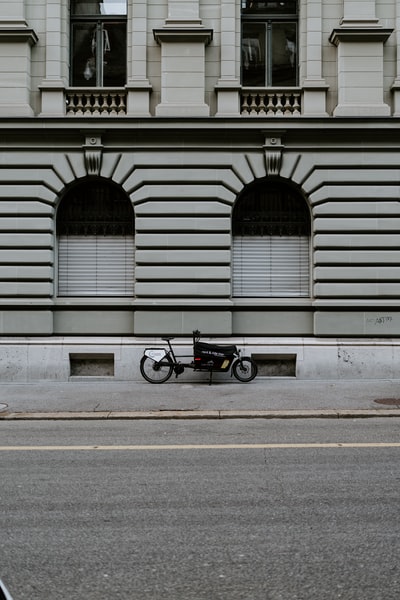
[95,21,103,87]
[266,21,272,87]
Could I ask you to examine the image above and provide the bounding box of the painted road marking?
[0,443,400,451]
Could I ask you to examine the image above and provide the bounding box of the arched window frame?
[232,179,311,298]
[56,178,135,297]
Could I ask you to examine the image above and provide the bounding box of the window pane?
[242,23,266,86]
[71,21,126,86]
[71,1,127,15]
[102,22,126,86]
[271,22,297,86]
[71,22,96,86]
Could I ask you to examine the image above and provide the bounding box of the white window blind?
[232,235,309,297]
[58,235,134,296]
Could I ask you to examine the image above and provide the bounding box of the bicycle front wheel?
[140,355,174,384]
[232,357,258,383]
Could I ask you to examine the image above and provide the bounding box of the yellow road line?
[0,443,400,451]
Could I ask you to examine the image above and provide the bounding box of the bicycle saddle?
[161,336,174,341]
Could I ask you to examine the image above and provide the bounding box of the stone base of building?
[0,336,399,382]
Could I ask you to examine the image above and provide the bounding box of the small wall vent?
[252,354,296,377]
[69,353,115,377]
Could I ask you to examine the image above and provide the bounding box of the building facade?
[0,0,400,380]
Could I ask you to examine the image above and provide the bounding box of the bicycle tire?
[232,357,258,382]
[140,355,174,384]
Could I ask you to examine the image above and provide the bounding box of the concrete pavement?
[1,377,400,419]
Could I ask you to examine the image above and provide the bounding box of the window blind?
[232,235,309,297]
[58,235,134,296]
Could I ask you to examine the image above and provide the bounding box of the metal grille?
[57,180,134,236]
[233,182,310,237]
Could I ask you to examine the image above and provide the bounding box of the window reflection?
[72,22,126,86]
[241,1,297,15]
[71,1,127,86]
[272,23,297,85]
[241,1,297,86]
[242,24,265,86]
[71,1,127,16]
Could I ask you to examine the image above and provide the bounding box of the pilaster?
[302,0,328,116]
[153,0,213,117]
[0,0,25,21]
[39,0,67,116]
[391,0,400,116]
[0,24,37,116]
[126,0,152,116]
[215,0,241,116]
[329,1,392,117]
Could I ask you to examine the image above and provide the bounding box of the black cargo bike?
[140,330,258,384]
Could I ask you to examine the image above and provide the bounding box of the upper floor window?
[241,0,298,87]
[70,0,127,87]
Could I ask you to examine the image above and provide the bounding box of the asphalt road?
[1,418,400,600]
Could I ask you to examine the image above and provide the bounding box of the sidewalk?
[1,377,400,419]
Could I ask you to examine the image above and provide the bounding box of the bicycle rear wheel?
[232,357,258,382]
[140,355,174,384]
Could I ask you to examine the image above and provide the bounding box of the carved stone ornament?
[263,135,284,176]
[83,134,103,176]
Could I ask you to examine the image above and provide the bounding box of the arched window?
[57,179,134,297]
[232,180,310,297]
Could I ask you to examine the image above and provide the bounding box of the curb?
[1,409,400,420]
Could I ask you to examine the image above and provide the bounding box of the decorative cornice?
[0,28,38,45]
[153,28,213,45]
[329,27,392,46]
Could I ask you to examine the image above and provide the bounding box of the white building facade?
[1,0,400,380]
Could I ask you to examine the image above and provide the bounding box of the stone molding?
[329,27,392,45]
[153,28,213,45]
[0,27,38,45]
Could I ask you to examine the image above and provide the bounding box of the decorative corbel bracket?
[83,133,103,176]
[263,134,284,177]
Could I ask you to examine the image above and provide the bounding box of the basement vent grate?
[252,354,296,377]
[69,353,115,377]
